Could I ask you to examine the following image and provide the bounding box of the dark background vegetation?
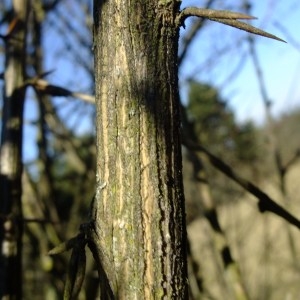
[1,0,300,299]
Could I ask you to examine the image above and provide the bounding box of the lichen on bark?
[92,1,187,298]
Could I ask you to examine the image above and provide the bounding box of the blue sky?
[179,0,300,124]
[2,0,299,163]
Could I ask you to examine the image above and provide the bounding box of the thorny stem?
[176,7,286,43]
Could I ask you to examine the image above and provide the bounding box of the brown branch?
[27,78,95,103]
[283,149,300,175]
[23,218,60,224]
[183,139,300,230]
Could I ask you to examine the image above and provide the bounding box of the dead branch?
[183,138,300,231]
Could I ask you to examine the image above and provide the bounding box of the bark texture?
[92,0,187,298]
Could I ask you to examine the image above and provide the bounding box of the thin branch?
[183,138,300,230]
[184,36,246,80]
[23,218,60,224]
[218,49,248,90]
[283,149,300,175]
[178,0,216,65]
[27,78,95,103]
[274,20,300,50]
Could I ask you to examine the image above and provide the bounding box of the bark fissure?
[93,1,187,298]
[140,112,155,298]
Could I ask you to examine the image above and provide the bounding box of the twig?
[274,21,300,50]
[178,0,215,65]
[282,149,300,175]
[27,78,95,104]
[183,138,300,230]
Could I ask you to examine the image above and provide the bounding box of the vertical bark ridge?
[93,1,187,298]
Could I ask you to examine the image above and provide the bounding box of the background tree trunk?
[0,1,28,298]
[92,0,188,298]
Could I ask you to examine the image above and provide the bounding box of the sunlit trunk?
[92,0,188,298]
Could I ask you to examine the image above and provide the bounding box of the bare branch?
[183,139,300,231]
[283,149,300,174]
[274,21,300,49]
[27,78,95,104]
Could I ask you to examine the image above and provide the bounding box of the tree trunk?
[92,0,188,298]
[0,1,28,298]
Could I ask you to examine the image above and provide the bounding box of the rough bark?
[0,1,28,298]
[92,0,187,298]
